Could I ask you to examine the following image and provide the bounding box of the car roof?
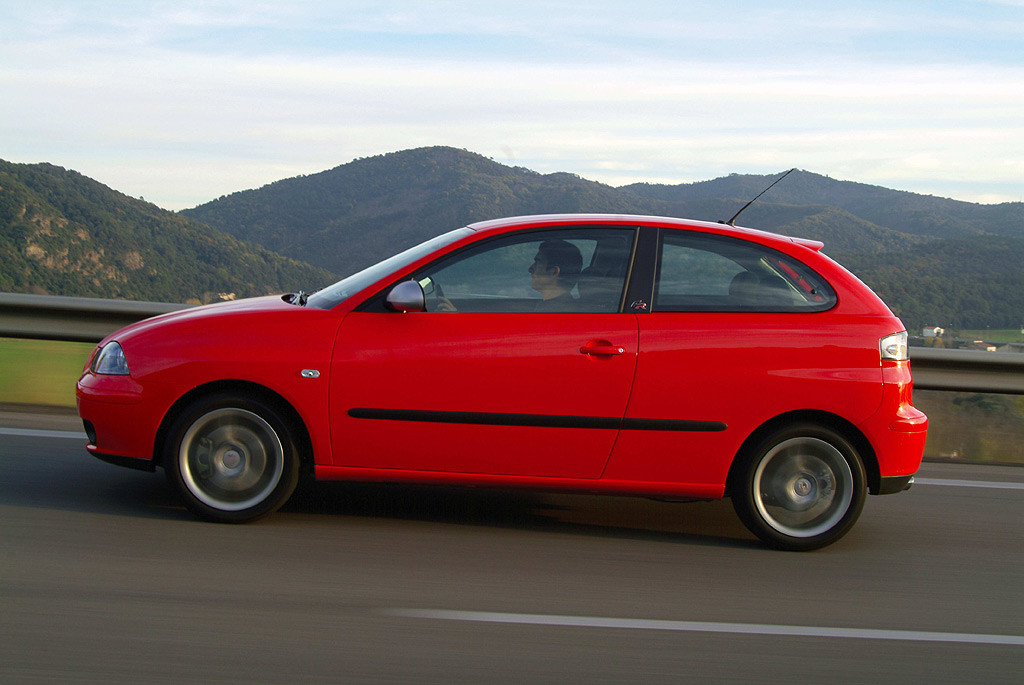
[465,213,825,252]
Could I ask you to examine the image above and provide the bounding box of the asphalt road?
[2,419,1022,684]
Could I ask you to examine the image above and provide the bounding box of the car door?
[329,226,640,479]
[604,227,882,495]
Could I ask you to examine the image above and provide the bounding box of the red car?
[77,214,927,550]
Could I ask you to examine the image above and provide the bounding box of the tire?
[732,424,866,551]
[164,393,300,523]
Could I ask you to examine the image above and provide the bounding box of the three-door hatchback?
[78,214,927,549]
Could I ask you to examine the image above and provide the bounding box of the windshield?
[306,228,474,310]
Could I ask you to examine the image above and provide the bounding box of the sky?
[2,1,1023,210]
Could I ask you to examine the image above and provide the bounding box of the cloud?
[1,1,1022,207]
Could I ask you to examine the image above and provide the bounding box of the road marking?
[5,425,1022,492]
[915,478,1024,490]
[0,427,85,440]
[385,609,1024,646]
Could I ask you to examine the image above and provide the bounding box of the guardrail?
[1,292,1022,394]
[0,292,191,344]
[908,347,1024,395]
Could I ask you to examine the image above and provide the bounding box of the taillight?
[880,331,908,362]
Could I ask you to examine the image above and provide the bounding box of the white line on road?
[915,478,1024,490]
[0,427,85,440]
[4,426,1022,491]
[386,609,1024,646]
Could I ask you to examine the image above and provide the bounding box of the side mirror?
[385,280,426,312]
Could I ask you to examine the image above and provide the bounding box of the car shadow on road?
[2,444,758,548]
[17,465,194,522]
[283,480,760,549]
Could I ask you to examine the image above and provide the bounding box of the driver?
[528,239,582,311]
[432,238,583,312]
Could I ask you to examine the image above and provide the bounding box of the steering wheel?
[426,277,457,312]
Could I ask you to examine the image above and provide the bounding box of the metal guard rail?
[1,292,1022,394]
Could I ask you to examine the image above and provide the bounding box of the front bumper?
[86,438,157,471]
[76,373,173,469]
[878,474,915,495]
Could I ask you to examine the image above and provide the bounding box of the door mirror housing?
[385,280,426,312]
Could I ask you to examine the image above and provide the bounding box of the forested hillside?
[185,147,1022,330]
[837,235,1024,329]
[186,148,938,273]
[0,160,333,303]
[623,171,1023,238]
[3,147,1021,330]
[184,146,654,274]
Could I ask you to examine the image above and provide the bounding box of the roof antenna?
[721,168,796,226]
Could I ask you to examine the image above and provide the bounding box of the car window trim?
[621,225,659,313]
[356,224,643,314]
[649,228,837,314]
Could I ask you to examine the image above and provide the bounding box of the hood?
[99,295,296,345]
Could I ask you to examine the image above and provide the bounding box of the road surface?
[2,415,1021,683]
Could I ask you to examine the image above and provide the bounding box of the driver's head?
[530,239,582,291]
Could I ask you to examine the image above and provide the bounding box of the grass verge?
[0,338,95,407]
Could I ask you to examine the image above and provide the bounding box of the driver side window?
[416,227,635,313]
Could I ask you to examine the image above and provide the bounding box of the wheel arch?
[726,409,881,497]
[153,379,315,477]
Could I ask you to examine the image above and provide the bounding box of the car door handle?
[579,342,626,356]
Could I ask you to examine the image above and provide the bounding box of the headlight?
[90,342,131,375]
[880,331,908,361]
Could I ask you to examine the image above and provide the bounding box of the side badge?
[629,299,648,312]
[300,369,321,379]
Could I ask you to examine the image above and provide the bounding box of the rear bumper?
[859,360,929,491]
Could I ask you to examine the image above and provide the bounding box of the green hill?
[3,147,1021,331]
[1,160,333,303]
[837,234,1024,330]
[623,170,1023,238]
[184,146,654,274]
[183,147,1022,329]
[185,148,943,273]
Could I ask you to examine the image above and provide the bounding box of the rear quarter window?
[654,231,836,313]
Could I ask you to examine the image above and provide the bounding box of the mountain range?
[1,160,332,304]
[3,146,1022,329]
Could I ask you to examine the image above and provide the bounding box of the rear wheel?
[732,424,866,550]
[165,394,300,523]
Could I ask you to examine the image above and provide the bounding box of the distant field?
[0,338,94,407]
[958,329,1024,343]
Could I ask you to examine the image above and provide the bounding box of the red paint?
[78,214,926,525]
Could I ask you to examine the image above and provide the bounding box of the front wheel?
[732,424,866,551]
[164,394,300,523]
